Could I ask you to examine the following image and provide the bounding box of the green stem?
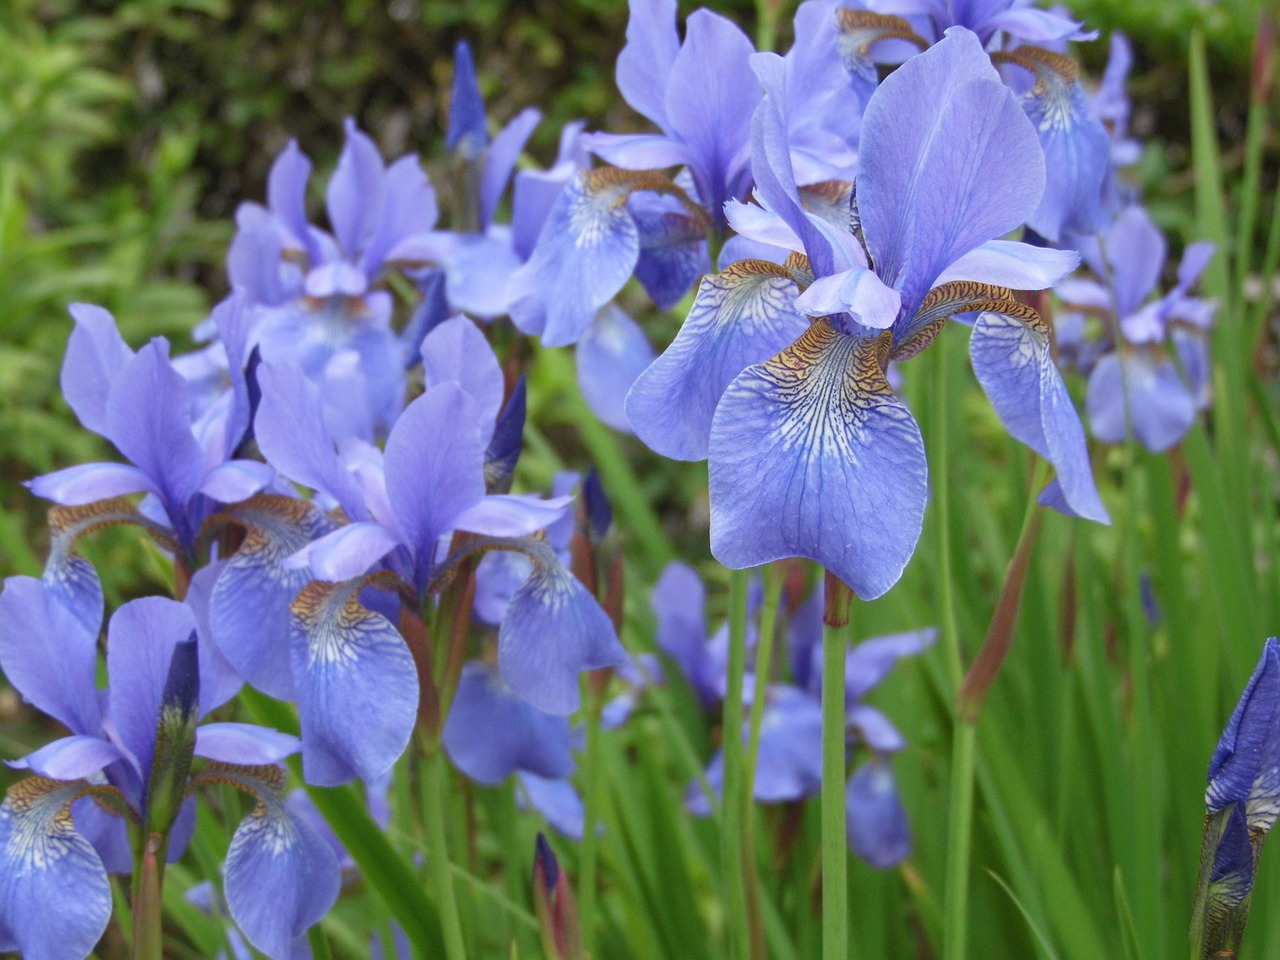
[932,332,969,960]
[423,747,468,960]
[132,837,165,960]
[307,923,334,960]
[579,697,604,958]
[722,567,755,959]
[821,617,848,960]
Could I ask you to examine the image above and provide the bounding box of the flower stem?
[131,836,165,960]
[820,614,848,960]
[423,746,468,960]
[722,567,758,959]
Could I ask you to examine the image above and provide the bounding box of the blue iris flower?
[0,577,337,960]
[629,29,1106,600]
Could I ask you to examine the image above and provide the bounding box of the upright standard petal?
[709,321,927,600]
[206,763,341,960]
[289,579,417,785]
[327,119,385,258]
[968,296,1109,523]
[498,545,626,715]
[859,28,1045,322]
[0,778,113,960]
[446,41,488,156]
[61,303,134,437]
[627,260,809,460]
[420,316,504,429]
[616,0,680,129]
[267,140,321,262]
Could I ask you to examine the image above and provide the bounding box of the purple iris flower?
[227,119,438,437]
[631,29,1105,600]
[1057,205,1215,451]
[28,298,272,564]
[583,0,760,231]
[1207,638,1280,832]
[0,577,337,960]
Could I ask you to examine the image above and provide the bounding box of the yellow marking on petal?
[583,167,711,230]
[835,9,929,55]
[3,778,128,873]
[991,45,1080,85]
[892,282,1044,363]
[289,572,405,668]
[784,252,815,292]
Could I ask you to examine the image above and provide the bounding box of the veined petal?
[27,462,157,506]
[106,597,198,785]
[1207,639,1280,831]
[61,303,134,436]
[289,579,417,785]
[254,361,368,519]
[498,545,626,715]
[384,383,486,590]
[43,499,149,636]
[420,316,504,429]
[577,305,656,433]
[616,0,680,129]
[0,778,113,960]
[859,29,1044,321]
[0,577,101,735]
[970,304,1109,522]
[507,169,645,347]
[627,260,809,461]
[212,496,338,700]
[201,763,340,959]
[835,9,927,105]
[935,240,1079,290]
[195,724,301,765]
[443,662,574,785]
[709,320,927,600]
[327,119,385,259]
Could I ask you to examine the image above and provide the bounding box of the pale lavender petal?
[61,303,133,436]
[0,576,101,735]
[848,704,906,753]
[751,687,824,802]
[291,580,417,785]
[935,241,1079,290]
[627,261,809,461]
[198,460,275,503]
[709,322,927,600]
[859,29,1044,321]
[362,155,438,276]
[794,266,901,327]
[10,736,125,780]
[420,316,504,427]
[26,462,156,506]
[195,724,301,764]
[454,494,572,538]
[988,7,1092,42]
[1107,206,1166,320]
[579,132,693,170]
[184,563,244,711]
[518,772,586,839]
[268,141,320,261]
[297,521,402,582]
[577,305,655,433]
[845,628,938,700]
[473,550,534,625]
[440,230,524,319]
[327,119,385,258]
[616,0,680,128]
[1055,277,1112,312]
[845,758,911,868]
[1085,351,1196,452]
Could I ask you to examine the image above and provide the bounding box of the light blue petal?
[627,260,809,460]
[934,241,1079,290]
[498,547,626,715]
[420,316,504,429]
[845,758,911,868]
[709,322,927,600]
[299,521,402,582]
[970,310,1109,523]
[845,628,938,700]
[1085,350,1195,453]
[215,764,341,959]
[481,108,541,230]
[454,494,572,539]
[290,580,417,785]
[442,662,574,785]
[517,772,586,840]
[61,303,133,437]
[327,119,385,259]
[0,577,101,735]
[195,724,301,765]
[184,562,245,712]
[577,305,655,433]
[10,736,125,780]
[27,462,157,506]
[616,0,680,129]
[508,170,642,347]
[0,778,112,960]
[212,496,338,700]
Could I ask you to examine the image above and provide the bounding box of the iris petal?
[845,758,911,868]
[1085,350,1196,454]
[709,320,927,600]
[969,304,1109,523]
[627,260,809,460]
[289,579,417,785]
[0,778,112,960]
[60,303,133,437]
[577,305,655,433]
